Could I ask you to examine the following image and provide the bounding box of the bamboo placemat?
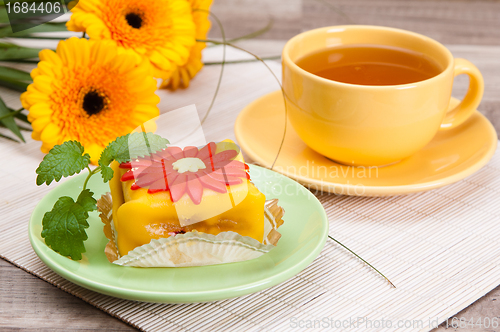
[1,47,499,332]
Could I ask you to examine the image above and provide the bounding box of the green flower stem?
[193,9,226,125]
[206,19,274,47]
[328,235,395,288]
[82,166,101,191]
[198,38,287,170]
[203,56,281,65]
[227,19,274,43]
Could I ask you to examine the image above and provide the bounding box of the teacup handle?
[440,58,484,130]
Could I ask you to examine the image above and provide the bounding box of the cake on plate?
[97,140,284,267]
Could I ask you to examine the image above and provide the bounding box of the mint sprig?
[37,133,169,260]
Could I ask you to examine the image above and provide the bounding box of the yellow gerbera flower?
[66,0,196,79]
[161,0,213,90]
[21,37,160,164]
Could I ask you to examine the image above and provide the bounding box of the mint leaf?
[100,166,114,183]
[36,141,91,186]
[76,189,98,212]
[41,190,97,260]
[98,132,169,182]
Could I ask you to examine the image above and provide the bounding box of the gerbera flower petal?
[138,164,173,174]
[165,146,184,160]
[136,172,163,187]
[38,49,63,66]
[179,67,191,88]
[56,40,73,66]
[166,171,180,185]
[66,0,196,79]
[185,174,203,204]
[203,149,238,164]
[213,160,246,169]
[23,37,160,163]
[33,75,53,95]
[28,103,53,118]
[85,144,105,165]
[31,130,42,141]
[87,22,111,40]
[204,171,243,185]
[197,173,227,193]
[90,39,118,65]
[169,174,187,201]
[41,141,54,153]
[31,116,51,133]
[196,142,216,161]
[147,178,169,193]
[134,104,160,116]
[183,146,198,158]
[213,168,249,178]
[149,51,172,71]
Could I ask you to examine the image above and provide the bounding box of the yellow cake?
[109,140,267,257]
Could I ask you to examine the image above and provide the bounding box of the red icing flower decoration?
[119,142,250,205]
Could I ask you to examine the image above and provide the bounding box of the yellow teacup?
[282,25,484,166]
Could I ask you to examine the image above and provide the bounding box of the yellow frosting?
[109,141,266,256]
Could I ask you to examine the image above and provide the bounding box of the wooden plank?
[434,285,500,331]
[209,0,500,45]
[302,0,500,45]
[0,259,136,331]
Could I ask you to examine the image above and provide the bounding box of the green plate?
[29,165,328,303]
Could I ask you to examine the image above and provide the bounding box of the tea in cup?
[282,25,484,166]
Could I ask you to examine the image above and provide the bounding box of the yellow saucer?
[235,91,498,196]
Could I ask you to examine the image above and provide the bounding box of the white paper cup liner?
[97,193,284,267]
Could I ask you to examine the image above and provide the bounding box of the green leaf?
[36,141,91,186]
[0,97,24,142]
[0,42,42,60]
[0,65,32,81]
[0,76,29,91]
[41,189,97,261]
[100,166,114,183]
[0,5,8,24]
[0,66,32,92]
[98,132,169,182]
[76,189,97,212]
[0,121,30,132]
[0,22,68,38]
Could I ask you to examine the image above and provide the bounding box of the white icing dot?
[172,157,206,173]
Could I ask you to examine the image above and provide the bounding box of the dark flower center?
[125,12,143,29]
[82,90,105,116]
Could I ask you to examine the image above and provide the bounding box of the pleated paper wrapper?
[97,193,285,267]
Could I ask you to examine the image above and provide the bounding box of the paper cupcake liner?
[97,193,285,267]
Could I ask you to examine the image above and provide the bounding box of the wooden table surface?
[1,0,500,331]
